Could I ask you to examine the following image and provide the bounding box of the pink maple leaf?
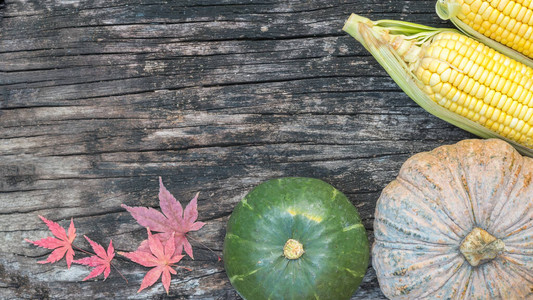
[121,177,205,259]
[25,216,76,268]
[119,228,184,294]
[73,236,115,281]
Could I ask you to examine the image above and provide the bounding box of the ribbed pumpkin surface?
[373,139,533,299]
[223,177,369,300]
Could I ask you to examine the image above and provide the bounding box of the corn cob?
[436,0,533,68]
[343,13,533,156]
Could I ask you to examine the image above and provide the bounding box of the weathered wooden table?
[0,0,473,299]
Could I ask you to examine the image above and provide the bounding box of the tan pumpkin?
[373,139,533,299]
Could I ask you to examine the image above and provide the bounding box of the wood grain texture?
[0,0,472,299]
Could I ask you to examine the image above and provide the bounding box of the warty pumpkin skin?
[373,139,533,299]
[223,177,369,300]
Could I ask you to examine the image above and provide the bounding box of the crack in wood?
[0,264,50,299]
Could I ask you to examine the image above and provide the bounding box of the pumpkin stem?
[460,227,505,267]
[283,239,305,260]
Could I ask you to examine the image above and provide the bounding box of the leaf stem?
[186,234,222,262]
[73,245,95,256]
[110,262,129,283]
[73,244,128,283]
[175,265,193,272]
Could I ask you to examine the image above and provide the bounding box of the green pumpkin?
[223,177,369,300]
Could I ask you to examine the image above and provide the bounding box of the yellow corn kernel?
[518,88,530,102]
[502,96,514,111]
[508,100,519,115]
[516,102,527,118]
[451,0,533,59]
[497,0,510,11]
[411,31,533,144]
[486,89,497,104]
[492,107,503,121]
[523,123,531,135]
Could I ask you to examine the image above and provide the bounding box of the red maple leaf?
[119,228,184,294]
[121,177,205,258]
[25,216,76,268]
[73,236,115,281]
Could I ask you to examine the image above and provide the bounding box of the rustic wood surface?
[0,0,473,299]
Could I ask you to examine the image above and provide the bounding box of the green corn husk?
[342,13,533,157]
